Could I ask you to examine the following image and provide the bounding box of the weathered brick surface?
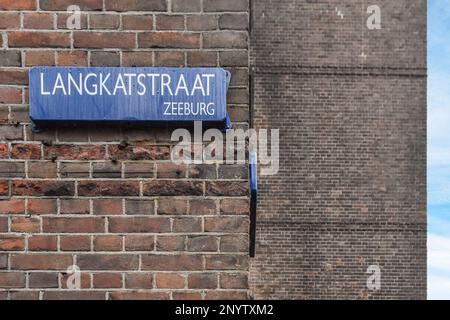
[250,0,426,299]
[0,0,249,301]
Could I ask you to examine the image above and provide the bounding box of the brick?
[60,162,90,178]
[78,181,140,197]
[189,164,216,179]
[187,51,217,67]
[89,127,123,142]
[10,144,40,160]
[44,145,105,160]
[0,272,25,288]
[122,51,153,67]
[0,162,25,178]
[57,51,88,66]
[93,199,123,215]
[155,51,185,67]
[141,254,203,271]
[0,181,8,196]
[227,68,248,86]
[61,272,90,289]
[219,14,248,30]
[220,272,247,289]
[9,291,40,300]
[89,14,120,29]
[124,162,154,178]
[220,199,249,215]
[172,0,201,12]
[109,217,170,233]
[205,291,247,300]
[139,32,200,49]
[60,235,91,251]
[157,163,186,179]
[13,181,75,196]
[0,236,25,251]
[43,217,104,233]
[0,0,36,10]
[93,161,121,178]
[173,292,202,300]
[187,236,218,252]
[125,273,153,289]
[56,13,88,29]
[122,15,153,30]
[28,162,57,178]
[78,254,139,271]
[56,128,89,142]
[8,32,71,48]
[206,181,248,196]
[27,50,56,67]
[157,199,187,215]
[40,0,103,10]
[189,199,217,215]
[0,199,25,214]
[156,15,184,30]
[0,254,6,269]
[93,273,122,288]
[156,273,185,289]
[204,0,248,12]
[227,87,248,104]
[0,13,20,29]
[11,254,72,270]
[205,255,248,270]
[156,235,185,251]
[5,105,23,123]
[28,199,57,215]
[186,15,217,31]
[218,165,248,180]
[90,51,120,67]
[203,31,247,49]
[0,144,8,158]
[105,0,167,11]
[23,13,54,29]
[60,199,90,214]
[94,235,122,251]
[28,235,57,251]
[43,291,106,300]
[0,199,24,214]
[0,217,7,232]
[29,272,59,288]
[0,68,28,85]
[109,291,169,300]
[219,51,248,67]
[125,235,154,251]
[0,88,22,104]
[108,145,169,160]
[143,180,203,196]
[74,32,136,49]
[173,217,202,233]
[220,234,248,252]
[188,273,217,289]
[205,216,248,233]
[11,217,40,233]
[0,50,21,66]
[125,199,154,215]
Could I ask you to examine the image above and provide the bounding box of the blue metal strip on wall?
[29,67,232,130]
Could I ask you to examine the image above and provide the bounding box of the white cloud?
[428,234,450,300]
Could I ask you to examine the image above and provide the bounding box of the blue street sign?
[29,67,231,130]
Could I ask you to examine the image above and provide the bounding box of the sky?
[428,0,450,300]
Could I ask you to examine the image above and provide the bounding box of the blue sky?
[428,0,450,300]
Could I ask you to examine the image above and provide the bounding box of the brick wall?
[0,0,250,300]
[250,0,427,299]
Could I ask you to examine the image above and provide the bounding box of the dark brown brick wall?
[249,0,427,299]
[0,0,250,300]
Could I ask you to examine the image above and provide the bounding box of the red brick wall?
[0,0,250,300]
